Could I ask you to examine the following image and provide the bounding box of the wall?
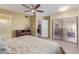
[12,14,29,30]
[29,15,36,36]
[0,8,30,38]
[12,15,29,37]
[51,8,78,19]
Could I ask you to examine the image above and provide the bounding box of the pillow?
[0,38,9,54]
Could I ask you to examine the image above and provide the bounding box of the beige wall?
[29,15,36,36]
[12,14,29,30]
[0,8,30,38]
[51,8,78,19]
[12,15,29,37]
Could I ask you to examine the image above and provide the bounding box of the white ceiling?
[0,4,79,16]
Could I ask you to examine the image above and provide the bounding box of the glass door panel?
[53,19,63,40]
[63,17,77,43]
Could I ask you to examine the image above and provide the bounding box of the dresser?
[16,30,31,37]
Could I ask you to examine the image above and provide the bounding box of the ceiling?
[0,4,79,16]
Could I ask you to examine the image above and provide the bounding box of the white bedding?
[3,35,65,54]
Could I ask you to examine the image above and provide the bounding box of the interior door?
[41,20,48,37]
[0,19,10,38]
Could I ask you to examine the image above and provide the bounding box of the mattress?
[3,35,65,54]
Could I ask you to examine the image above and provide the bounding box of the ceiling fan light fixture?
[32,10,35,12]
[22,4,43,15]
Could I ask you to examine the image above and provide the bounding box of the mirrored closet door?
[53,19,63,40]
[63,16,78,43]
[52,16,78,43]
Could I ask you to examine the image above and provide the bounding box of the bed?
[0,35,65,54]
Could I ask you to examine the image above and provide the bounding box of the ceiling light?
[32,10,35,12]
[59,6,69,11]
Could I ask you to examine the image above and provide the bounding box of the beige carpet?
[46,38,79,54]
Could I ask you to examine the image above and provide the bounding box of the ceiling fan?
[22,4,44,15]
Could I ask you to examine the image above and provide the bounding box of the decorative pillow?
[0,38,9,54]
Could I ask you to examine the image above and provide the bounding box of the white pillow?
[0,38,9,54]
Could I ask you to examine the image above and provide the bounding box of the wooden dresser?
[16,30,31,37]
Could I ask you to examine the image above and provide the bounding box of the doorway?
[0,19,10,38]
[37,20,48,38]
[0,14,12,38]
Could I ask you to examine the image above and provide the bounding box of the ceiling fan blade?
[36,10,44,12]
[34,4,40,9]
[24,10,31,12]
[22,4,31,9]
